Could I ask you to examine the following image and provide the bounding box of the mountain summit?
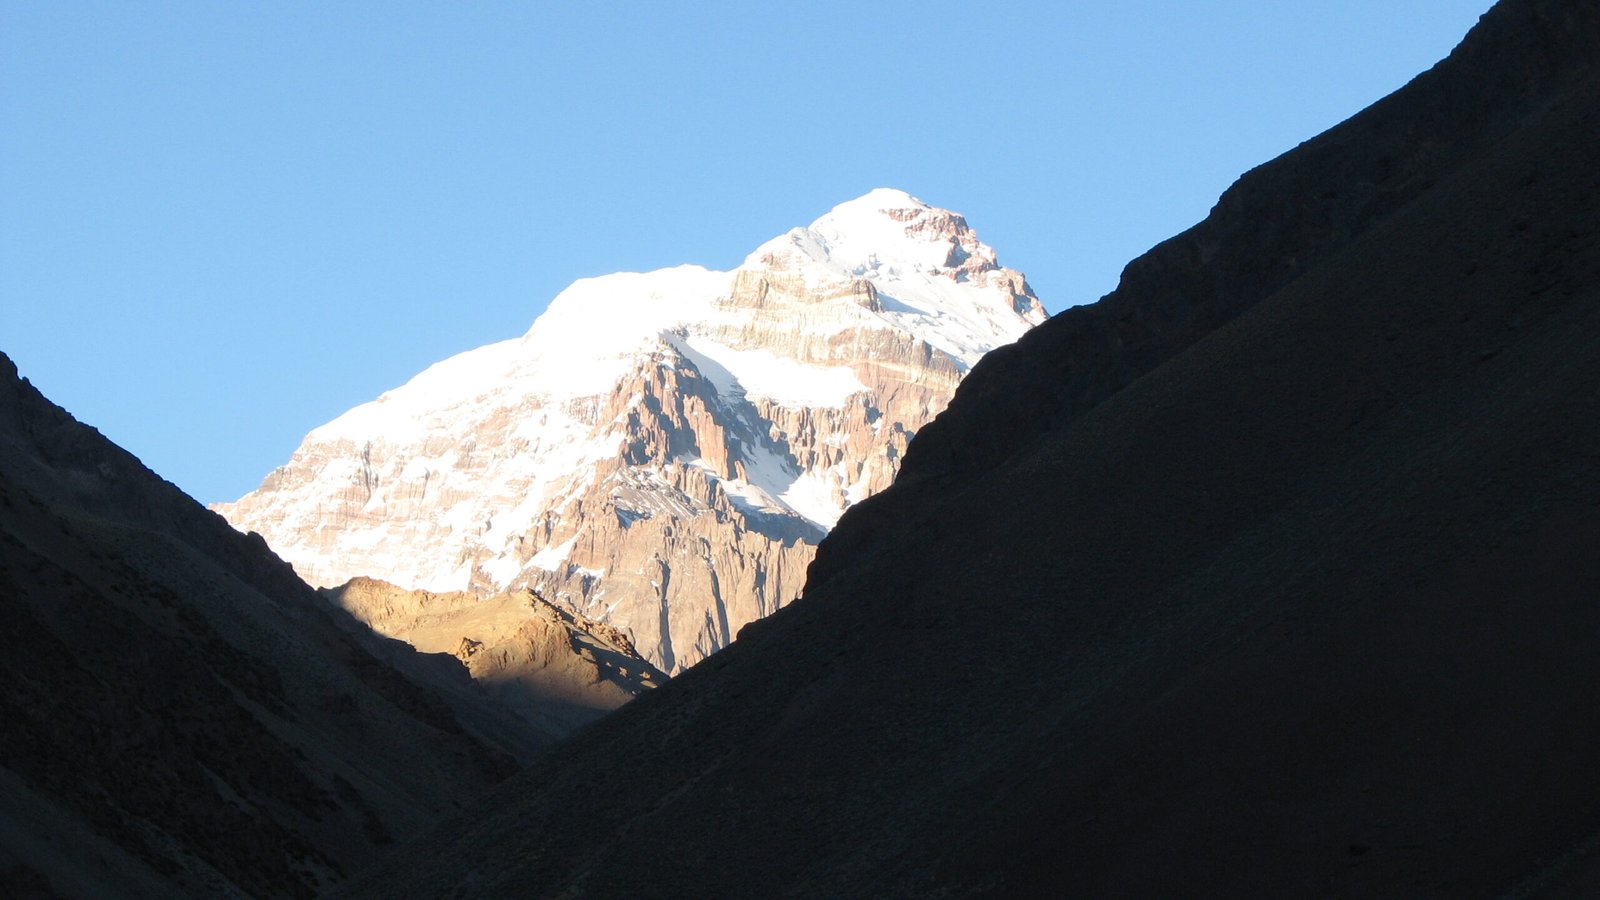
[217,190,1045,672]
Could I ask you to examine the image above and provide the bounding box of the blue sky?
[3,1,1489,504]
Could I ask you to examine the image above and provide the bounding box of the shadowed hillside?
[0,353,557,897]
[894,0,1596,494]
[342,0,1600,895]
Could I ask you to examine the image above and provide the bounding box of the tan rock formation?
[325,576,662,734]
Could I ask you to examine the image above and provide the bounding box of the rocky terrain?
[323,577,663,738]
[339,0,1600,895]
[217,189,1045,673]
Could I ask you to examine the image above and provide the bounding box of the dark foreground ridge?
[887,0,1598,496]
[0,353,552,897]
[344,0,1600,895]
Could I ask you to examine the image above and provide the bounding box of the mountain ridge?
[887,0,1593,495]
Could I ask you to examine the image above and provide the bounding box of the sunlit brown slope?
[344,0,1600,894]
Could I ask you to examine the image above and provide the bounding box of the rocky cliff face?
[216,188,1044,673]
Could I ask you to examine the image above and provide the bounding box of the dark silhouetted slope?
[342,0,1600,895]
[0,353,550,897]
[890,0,1596,494]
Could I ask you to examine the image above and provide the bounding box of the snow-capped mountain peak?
[750,188,972,274]
[216,189,1047,673]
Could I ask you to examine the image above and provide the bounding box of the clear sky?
[3,1,1490,504]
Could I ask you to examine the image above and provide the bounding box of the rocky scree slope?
[218,189,1044,674]
[0,352,555,898]
[341,0,1600,896]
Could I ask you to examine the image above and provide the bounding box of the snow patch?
[528,536,578,572]
[479,554,524,590]
[678,336,867,408]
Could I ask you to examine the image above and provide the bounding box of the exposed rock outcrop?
[323,577,663,737]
